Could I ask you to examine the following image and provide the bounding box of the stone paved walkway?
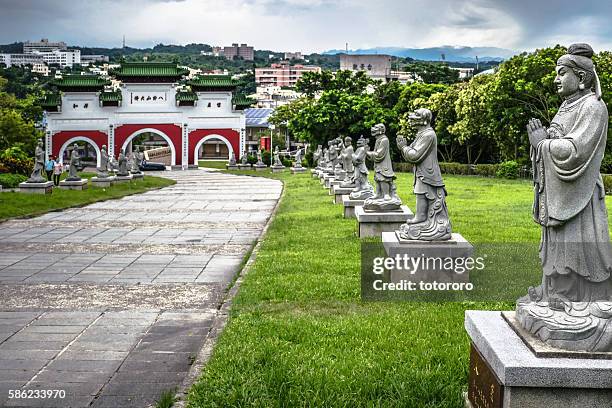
[0,170,282,407]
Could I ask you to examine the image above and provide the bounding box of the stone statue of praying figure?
[27,139,46,183]
[516,43,612,352]
[66,143,81,181]
[396,108,451,241]
[339,136,354,182]
[117,149,129,176]
[241,152,248,165]
[346,136,374,199]
[229,152,237,166]
[97,145,110,178]
[363,123,402,212]
[256,149,264,165]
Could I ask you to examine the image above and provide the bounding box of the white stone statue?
[516,43,612,352]
[27,139,46,183]
[66,143,81,181]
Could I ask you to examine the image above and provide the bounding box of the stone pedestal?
[271,165,285,173]
[254,164,268,171]
[170,165,182,171]
[311,169,319,176]
[59,179,88,190]
[328,179,343,192]
[324,175,335,188]
[332,186,354,204]
[334,169,346,180]
[187,164,198,170]
[342,195,364,218]
[464,310,612,408]
[382,232,473,283]
[226,164,239,170]
[355,205,413,238]
[114,175,133,183]
[131,173,144,180]
[238,164,252,170]
[90,176,115,188]
[291,167,307,174]
[19,181,53,194]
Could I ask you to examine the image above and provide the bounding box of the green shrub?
[0,173,27,188]
[474,164,498,177]
[393,162,413,173]
[305,150,314,168]
[603,174,612,195]
[496,160,520,179]
[1,146,29,161]
[262,150,272,166]
[439,162,470,175]
[0,156,34,176]
[282,158,292,167]
[247,154,257,165]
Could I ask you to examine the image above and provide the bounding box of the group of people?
[43,155,65,186]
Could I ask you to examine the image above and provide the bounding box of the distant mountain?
[322,46,516,63]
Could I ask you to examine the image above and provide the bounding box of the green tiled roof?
[52,75,110,89]
[99,91,122,102]
[232,94,255,108]
[175,91,198,102]
[40,93,61,107]
[109,62,189,78]
[187,75,241,89]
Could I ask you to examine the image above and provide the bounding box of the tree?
[449,75,495,164]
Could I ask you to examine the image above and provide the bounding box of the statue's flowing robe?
[341,146,355,173]
[399,128,451,240]
[370,135,395,181]
[532,92,612,302]
[352,146,368,184]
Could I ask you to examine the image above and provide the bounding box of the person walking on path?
[52,159,63,186]
[45,156,56,181]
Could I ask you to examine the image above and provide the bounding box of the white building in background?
[36,49,81,68]
[0,53,44,67]
[31,63,50,76]
[24,39,67,54]
[80,55,109,64]
[450,67,474,79]
[250,85,301,108]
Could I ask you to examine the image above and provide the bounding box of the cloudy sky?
[0,0,610,53]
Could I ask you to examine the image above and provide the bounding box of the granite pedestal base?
[19,181,53,194]
[291,167,306,174]
[342,195,364,218]
[355,205,413,238]
[464,310,612,408]
[131,173,144,179]
[324,175,335,188]
[332,186,354,203]
[59,179,88,190]
[271,166,285,173]
[226,164,239,170]
[238,164,252,170]
[114,175,133,183]
[382,232,472,283]
[254,164,268,171]
[90,176,115,188]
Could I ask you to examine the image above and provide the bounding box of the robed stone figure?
[517,43,612,352]
[397,108,451,240]
[66,144,81,181]
[27,139,46,183]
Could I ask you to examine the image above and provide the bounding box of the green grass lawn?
[0,173,175,221]
[198,160,228,169]
[187,171,612,407]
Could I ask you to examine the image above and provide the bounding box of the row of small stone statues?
[227,146,306,174]
[313,108,450,241]
[25,140,144,184]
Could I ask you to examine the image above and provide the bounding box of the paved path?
[0,170,282,407]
